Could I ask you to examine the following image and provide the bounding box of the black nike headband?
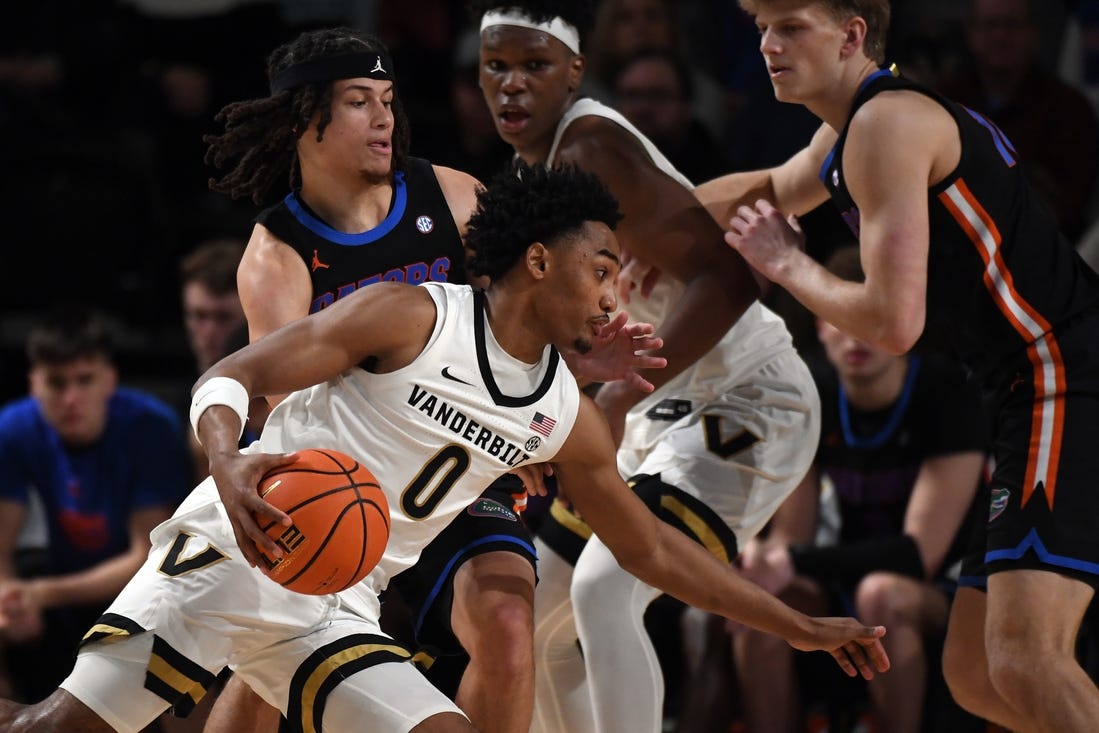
[269,51,395,94]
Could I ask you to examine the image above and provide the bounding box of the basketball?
[253,448,390,595]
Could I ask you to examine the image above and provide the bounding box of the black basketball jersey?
[255,157,467,313]
[821,67,1099,380]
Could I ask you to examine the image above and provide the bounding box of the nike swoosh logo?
[441,367,473,386]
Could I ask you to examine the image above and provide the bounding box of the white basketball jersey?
[547,98,800,417]
[256,282,580,615]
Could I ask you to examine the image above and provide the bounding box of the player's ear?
[567,53,585,93]
[527,242,549,277]
[840,16,867,59]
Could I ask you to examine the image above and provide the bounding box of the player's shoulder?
[850,88,952,138]
[557,115,650,172]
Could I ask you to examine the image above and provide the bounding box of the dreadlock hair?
[204,27,412,206]
[466,162,622,282]
[467,0,597,47]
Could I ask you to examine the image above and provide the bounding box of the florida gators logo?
[989,488,1010,522]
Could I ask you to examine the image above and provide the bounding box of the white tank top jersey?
[251,282,580,615]
[546,99,795,398]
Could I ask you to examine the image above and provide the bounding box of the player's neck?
[806,58,881,132]
[482,284,551,364]
[298,172,395,233]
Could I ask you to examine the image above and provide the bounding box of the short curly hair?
[467,0,597,47]
[466,163,622,282]
[204,27,411,206]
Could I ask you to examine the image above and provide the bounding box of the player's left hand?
[509,462,554,502]
[564,312,666,392]
[787,618,890,680]
[724,199,806,284]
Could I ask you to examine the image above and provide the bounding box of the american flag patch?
[529,411,556,437]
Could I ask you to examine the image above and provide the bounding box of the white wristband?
[190,377,250,445]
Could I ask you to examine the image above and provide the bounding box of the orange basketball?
[254,448,390,595]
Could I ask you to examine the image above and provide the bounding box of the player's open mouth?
[498,106,530,134]
[769,65,790,78]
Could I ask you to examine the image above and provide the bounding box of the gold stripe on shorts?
[286,633,413,733]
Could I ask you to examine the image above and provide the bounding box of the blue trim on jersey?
[819,67,896,184]
[957,574,988,588]
[838,355,922,449]
[414,534,538,636]
[818,146,836,185]
[962,107,1017,167]
[284,170,408,245]
[858,67,895,95]
[985,528,1099,576]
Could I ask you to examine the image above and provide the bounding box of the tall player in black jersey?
[202,27,663,733]
[695,1,1099,730]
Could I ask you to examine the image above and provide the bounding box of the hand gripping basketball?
[253,448,390,595]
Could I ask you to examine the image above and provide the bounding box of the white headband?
[480,9,581,54]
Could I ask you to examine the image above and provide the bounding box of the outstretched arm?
[554,396,891,678]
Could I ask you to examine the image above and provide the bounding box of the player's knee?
[570,557,619,617]
[462,596,533,668]
[942,643,987,713]
[985,637,1043,704]
[854,572,920,627]
[0,696,73,733]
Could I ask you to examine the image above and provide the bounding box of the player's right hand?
[787,618,890,680]
[208,450,299,568]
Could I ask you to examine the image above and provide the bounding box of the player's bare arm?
[559,120,759,383]
[434,164,492,290]
[554,395,891,679]
[693,122,836,224]
[238,224,314,343]
[727,95,953,353]
[238,224,316,408]
[554,120,757,440]
[194,283,438,564]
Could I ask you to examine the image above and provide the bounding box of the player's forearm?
[649,268,756,393]
[627,522,813,642]
[773,248,922,354]
[695,169,777,228]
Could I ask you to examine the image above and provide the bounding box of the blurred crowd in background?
[2,0,1098,406]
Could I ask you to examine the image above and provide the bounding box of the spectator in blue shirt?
[0,306,189,703]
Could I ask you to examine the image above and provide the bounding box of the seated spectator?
[733,246,988,733]
[612,48,731,184]
[177,238,265,480]
[674,247,989,733]
[0,306,189,704]
[938,0,1099,242]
